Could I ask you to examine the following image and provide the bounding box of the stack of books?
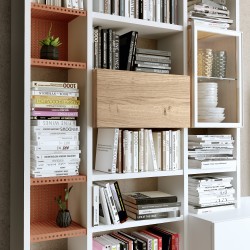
[31,0,84,10]
[92,181,128,226]
[134,48,171,74]
[95,128,181,174]
[188,134,236,170]
[30,81,81,178]
[189,174,236,214]
[122,191,180,220]
[93,226,179,249]
[188,0,233,29]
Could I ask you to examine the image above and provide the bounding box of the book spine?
[93,27,99,68]
[31,134,79,141]
[31,153,80,160]
[142,230,162,250]
[172,131,177,170]
[153,131,162,171]
[119,0,125,16]
[139,128,144,172]
[112,128,119,173]
[32,99,80,105]
[130,0,135,18]
[114,33,120,70]
[135,0,139,18]
[123,130,132,173]
[117,129,122,173]
[134,67,170,74]
[134,62,171,70]
[31,111,78,117]
[30,119,76,126]
[148,129,158,171]
[166,130,170,170]
[99,187,112,225]
[31,81,78,89]
[139,0,143,19]
[135,54,171,63]
[144,129,149,172]
[132,131,139,172]
[92,185,99,226]
[130,31,138,70]
[125,0,130,17]
[104,0,111,13]
[126,31,136,70]
[31,104,79,109]
[31,91,79,97]
[31,145,79,151]
[143,0,148,20]
[101,29,108,69]
[108,28,113,69]
[136,47,171,57]
[97,26,102,68]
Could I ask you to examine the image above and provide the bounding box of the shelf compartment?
[31,58,86,69]
[91,215,183,233]
[93,69,190,128]
[31,3,86,22]
[30,220,86,242]
[92,170,183,181]
[30,175,86,186]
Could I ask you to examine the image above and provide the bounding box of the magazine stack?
[189,174,236,214]
[30,81,81,178]
[188,0,233,29]
[188,134,236,170]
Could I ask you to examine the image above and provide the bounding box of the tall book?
[119,31,138,70]
[95,128,119,173]
[92,185,100,226]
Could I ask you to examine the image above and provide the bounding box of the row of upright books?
[92,180,180,225]
[30,81,81,178]
[188,174,235,214]
[93,0,178,24]
[31,0,84,10]
[93,226,180,250]
[93,28,172,74]
[188,0,233,29]
[95,128,181,174]
[188,134,236,170]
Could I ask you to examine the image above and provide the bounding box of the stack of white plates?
[198,82,225,122]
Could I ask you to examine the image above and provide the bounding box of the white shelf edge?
[188,167,237,175]
[198,76,237,81]
[92,170,184,181]
[91,215,184,233]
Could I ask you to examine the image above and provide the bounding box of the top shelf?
[31,3,86,22]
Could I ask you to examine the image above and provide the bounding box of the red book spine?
[141,230,162,250]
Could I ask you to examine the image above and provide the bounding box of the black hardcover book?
[148,227,171,250]
[108,28,113,69]
[170,0,176,24]
[101,29,108,68]
[97,26,102,68]
[122,191,177,205]
[136,237,147,250]
[139,0,143,19]
[118,231,139,250]
[119,31,137,70]
[93,27,99,68]
[112,31,120,70]
[130,31,138,70]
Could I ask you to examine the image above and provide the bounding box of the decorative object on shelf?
[55,185,73,227]
[198,48,213,77]
[39,23,62,60]
[213,50,227,78]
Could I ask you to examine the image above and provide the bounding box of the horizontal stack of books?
[189,174,236,214]
[122,191,181,220]
[188,134,236,170]
[92,181,128,226]
[93,0,178,24]
[134,48,171,74]
[93,226,179,249]
[30,81,81,178]
[95,128,181,174]
[188,0,233,29]
[31,0,84,10]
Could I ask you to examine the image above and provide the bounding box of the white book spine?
[166,130,170,171]
[123,130,132,173]
[132,131,139,172]
[31,153,80,160]
[135,0,139,18]
[78,0,84,10]
[172,131,177,170]
[153,131,162,171]
[31,135,79,141]
[31,120,76,126]
[148,129,158,171]
[143,0,148,20]
[144,129,149,171]
[148,0,153,21]
[112,128,119,173]
[162,131,166,171]
[31,81,78,89]
[71,0,79,9]
[63,0,72,8]
[177,130,181,170]
[130,0,135,18]
[139,128,144,172]
[92,185,100,226]
[99,187,112,225]
[125,0,130,17]
[32,149,81,155]
[31,140,79,146]
[31,126,80,132]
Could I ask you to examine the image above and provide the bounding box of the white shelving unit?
[10,1,242,250]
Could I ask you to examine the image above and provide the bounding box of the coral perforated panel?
[31,18,68,61]
[31,184,67,223]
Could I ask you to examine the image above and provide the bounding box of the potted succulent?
[55,186,73,227]
[39,23,62,60]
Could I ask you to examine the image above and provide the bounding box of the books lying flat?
[189,204,235,214]
[127,209,180,220]
[121,191,177,205]
[136,48,171,57]
[188,159,236,169]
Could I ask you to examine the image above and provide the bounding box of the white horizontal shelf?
[198,76,237,81]
[91,216,183,233]
[92,170,184,181]
[92,12,183,39]
[188,167,237,175]
[193,122,242,128]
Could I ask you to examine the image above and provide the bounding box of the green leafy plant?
[55,186,73,211]
[39,23,62,47]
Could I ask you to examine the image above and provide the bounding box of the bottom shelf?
[31,220,86,242]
